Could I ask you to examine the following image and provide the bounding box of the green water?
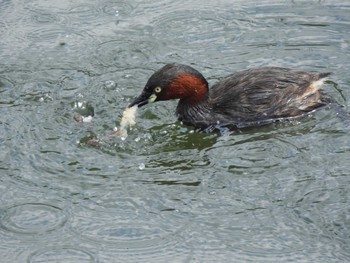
[1,0,350,262]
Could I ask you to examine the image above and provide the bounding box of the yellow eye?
[154,87,162,93]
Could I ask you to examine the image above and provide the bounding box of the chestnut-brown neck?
[164,73,209,104]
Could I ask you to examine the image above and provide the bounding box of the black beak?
[128,92,150,108]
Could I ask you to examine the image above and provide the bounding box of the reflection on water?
[1,0,350,262]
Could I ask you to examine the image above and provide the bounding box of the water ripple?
[0,203,67,235]
[151,10,228,48]
[93,39,159,69]
[102,1,134,17]
[26,0,80,13]
[68,4,100,21]
[28,247,96,263]
[29,10,61,24]
[0,76,14,94]
[70,208,188,249]
[1,1,350,262]
[0,0,13,14]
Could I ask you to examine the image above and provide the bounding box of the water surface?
[1,0,350,262]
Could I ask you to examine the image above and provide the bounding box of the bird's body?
[129,64,331,130]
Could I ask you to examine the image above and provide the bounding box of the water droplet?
[143,133,152,141]
[139,163,145,170]
[72,101,94,117]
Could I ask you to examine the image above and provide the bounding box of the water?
[1,0,350,262]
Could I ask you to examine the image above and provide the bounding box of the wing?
[209,67,329,122]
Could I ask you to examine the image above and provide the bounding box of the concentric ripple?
[68,4,100,21]
[29,10,61,24]
[151,10,228,47]
[28,247,96,263]
[0,203,67,235]
[148,8,249,65]
[26,0,74,12]
[67,177,194,260]
[102,1,134,17]
[68,177,199,254]
[93,39,159,68]
[70,208,188,249]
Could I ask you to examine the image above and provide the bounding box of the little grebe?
[128,64,331,130]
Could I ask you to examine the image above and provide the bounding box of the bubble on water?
[81,115,93,123]
[104,80,116,90]
[341,42,348,50]
[72,101,94,118]
[143,133,152,141]
[38,93,53,102]
[138,163,145,170]
[196,160,209,166]
[134,137,141,142]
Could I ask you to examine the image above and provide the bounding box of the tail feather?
[319,72,332,79]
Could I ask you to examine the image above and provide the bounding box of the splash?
[112,105,138,139]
